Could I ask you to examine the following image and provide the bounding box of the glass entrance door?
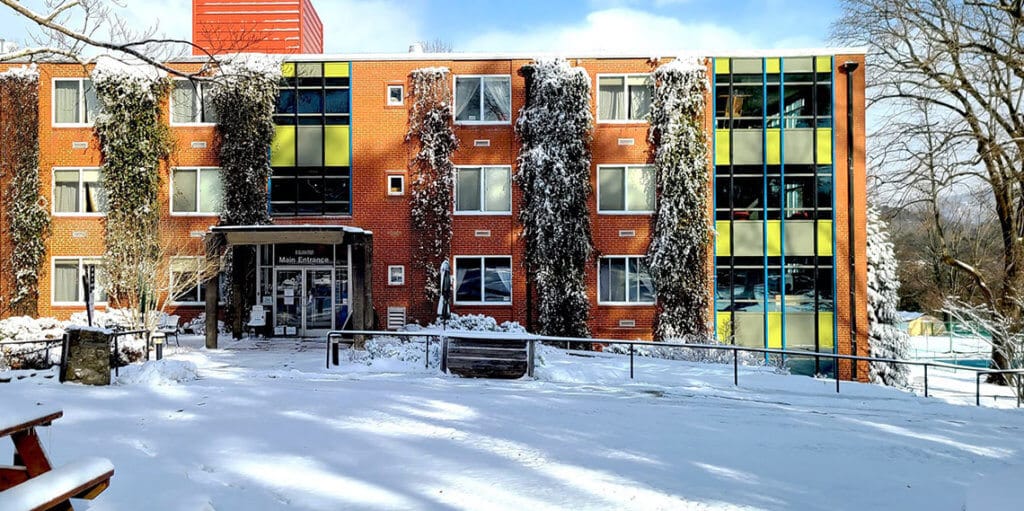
[274,268,335,336]
[305,269,334,337]
[275,269,302,336]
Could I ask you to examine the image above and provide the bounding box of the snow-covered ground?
[1,335,1023,510]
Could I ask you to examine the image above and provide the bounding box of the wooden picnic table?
[0,408,113,511]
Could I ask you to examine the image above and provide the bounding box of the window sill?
[454,302,513,307]
[597,302,656,307]
[52,302,108,307]
[596,120,649,126]
[170,122,218,128]
[52,123,96,129]
[596,211,654,216]
[454,121,512,127]
[53,213,106,218]
[170,212,221,217]
[453,211,513,216]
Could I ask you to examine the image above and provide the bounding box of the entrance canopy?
[210,224,371,246]
[203,224,374,347]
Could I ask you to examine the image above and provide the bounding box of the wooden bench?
[0,409,114,511]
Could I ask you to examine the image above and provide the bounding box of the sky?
[0,0,848,55]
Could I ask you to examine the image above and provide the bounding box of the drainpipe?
[842,61,859,378]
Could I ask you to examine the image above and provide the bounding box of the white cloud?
[462,8,755,55]
[316,0,423,53]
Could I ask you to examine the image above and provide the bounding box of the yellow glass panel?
[816,128,833,164]
[271,126,295,167]
[819,312,835,350]
[765,58,780,74]
[715,58,730,74]
[715,129,730,165]
[768,312,783,349]
[324,125,350,166]
[766,128,781,165]
[767,220,781,256]
[281,62,295,78]
[817,220,833,256]
[716,312,733,343]
[716,220,732,257]
[815,56,833,73]
[325,62,350,78]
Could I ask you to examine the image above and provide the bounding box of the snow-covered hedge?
[0,311,150,371]
[647,58,712,341]
[867,206,911,387]
[407,67,458,304]
[0,65,49,315]
[424,313,526,333]
[515,58,594,337]
[603,341,771,368]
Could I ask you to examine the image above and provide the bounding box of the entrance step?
[444,337,530,379]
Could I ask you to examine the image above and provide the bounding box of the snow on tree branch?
[515,58,594,337]
[866,205,911,387]
[647,57,712,342]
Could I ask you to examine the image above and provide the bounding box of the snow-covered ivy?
[515,58,594,338]
[647,58,712,342]
[407,67,458,304]
[210,54,281,226]
[92,58,171,302]
[867,205,911,387]
[0,65,49,315]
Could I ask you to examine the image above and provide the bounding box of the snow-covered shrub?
[425,313,526,333]
[647,58,712,341]
[515,58,594,337]
[210,54,281,226]
[0,316,65,370]
[360,336,443,368]
[867,206,911,387]
[182,313,226,335]
[92,58,171,304]
[407,67,458,304]
[0,65,49,316]
[603,340,770,368]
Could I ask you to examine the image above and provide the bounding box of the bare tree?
[420,39,453,53]
[834,0,1024,381]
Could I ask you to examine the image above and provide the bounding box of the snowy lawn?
[1,335,1023,510]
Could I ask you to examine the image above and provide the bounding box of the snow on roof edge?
[166,47,868,64]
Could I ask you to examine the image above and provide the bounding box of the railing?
[326,329,1024,407]
[0,338,64,370]
[108,329,151,377]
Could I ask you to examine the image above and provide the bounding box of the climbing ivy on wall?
[515,58,594,338]
[0,66,49,315]
[407,67,458,306]
[210,54,281,226]
[92,59,171,306]
[647,58,712,341]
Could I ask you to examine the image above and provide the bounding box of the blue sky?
[0,0,845,55]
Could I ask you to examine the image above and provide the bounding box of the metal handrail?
[325,329,1024,407]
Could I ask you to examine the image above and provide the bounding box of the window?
[387,175,405,196]
[171,80,218,124]
[53,79,99,125]
[53,168,106,214]
[454,256,512,304]
[598,256,655,304]
[598,165,655,213]
[52,258,106,304]
[270,167,351,216]
[171,167,223,214]
[388,265,405,286]
[387,85,404,105]
[598,74,652,122]
[454,76,512,123]
[455,166,511,214]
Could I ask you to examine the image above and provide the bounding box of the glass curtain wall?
[713,56,836,374]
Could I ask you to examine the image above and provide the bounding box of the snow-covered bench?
[0,408,114,511]
[156,314,180,346]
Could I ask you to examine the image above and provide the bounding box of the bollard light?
[153,334,164,361]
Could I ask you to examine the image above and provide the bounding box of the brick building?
[0,2,869,378]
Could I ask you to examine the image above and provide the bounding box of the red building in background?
[192,0,323,55]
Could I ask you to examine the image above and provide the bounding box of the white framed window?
[388,265,405,286]
[171,167,223,215]
[454,256,512,305]
[597,74,652,122]
[386,84,404,106]
[52,257,107,305]
[169,257,221,305]
[597,165,655,213]
[387,174,405,196]
[455,166,511,214]
[52,78,100,126]
[53,167,106,215]
[454,75,512,124]
[170,79,218,124]
[598,256,655,304]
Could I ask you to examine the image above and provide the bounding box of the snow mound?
[117,359,199,386]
